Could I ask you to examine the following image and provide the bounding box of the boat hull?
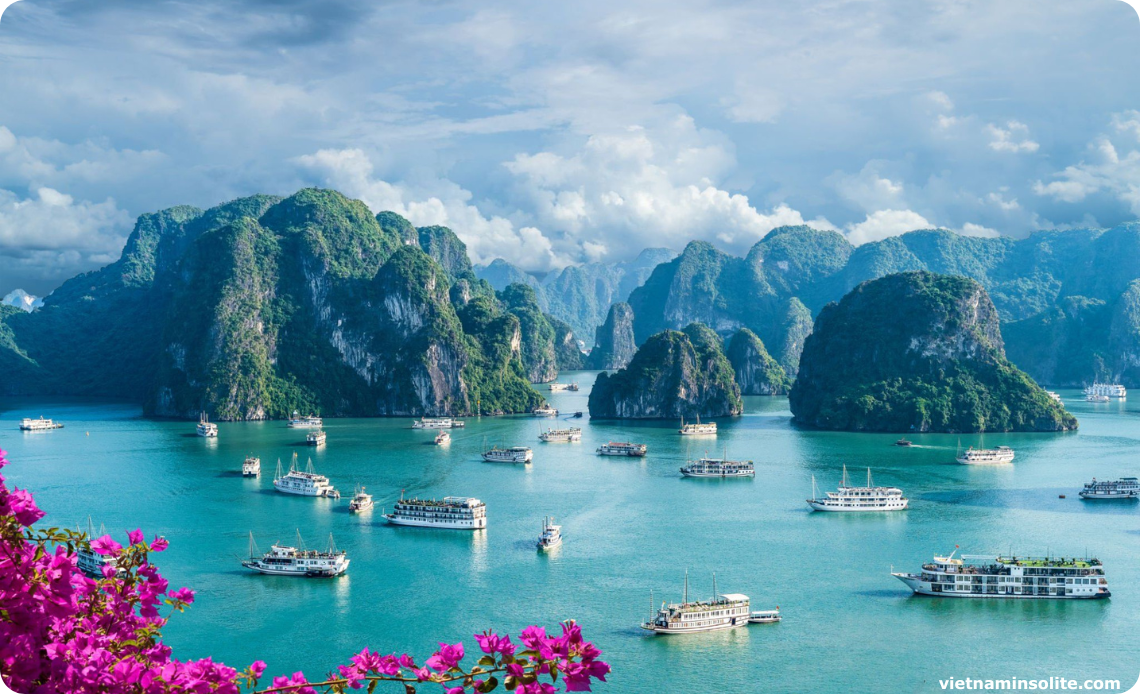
[242,561,349,577]
[640,618,750,634]
[807,500,908,511]
[681,471,754,478]
[384,515,485,530]
[273,484,328,496]
[1079,492,1138,500]
[892,573,1110,599]
[537,538,562,551]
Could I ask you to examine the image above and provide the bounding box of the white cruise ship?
[956,444,1014,465]
[412,417,464,429]
[348,486,374,513]
[641,574,758,634]
[287,411,323,428]
[482,445,533,463]
[242,455,261,477]
[306,429,326,446]
[273,454,339,497]
[892,549,1110,599]
[549,382,579,392]
[806,467,908,512]
[196,412,218,438]
[680,452,754,478]
[1085,383,1126,399]
[533,405,558,417]
[1079,477,1140,500]
[597,441,648,457]
[76,519,120,577]
[679,416,717,436]
[19,416,63,431]
[242,531,349,577]
[537,516,562,551]
[539,427,582,443]
[384,494,487,529]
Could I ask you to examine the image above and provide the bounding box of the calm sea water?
[2,374,1139,693]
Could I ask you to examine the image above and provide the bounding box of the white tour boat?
[1086,393,1110,402]
[539,427,582,443]
[384,494,487,529]
[435,430,451,445]
[287,411,323,428]
[679,416,717,436]
[806,466,908,512]
[1079,477,1140,500]
[533,405,559,417]
[412,417,464,429]
[537,516,562,551]
[348,486,374,513]
[196,412,218,438]
[273,454,339,497]
[748,609,781,624]
[306,429,327,446]
[76,519,120,578]
[680,452,754,478]
[956,444,1014,465]
[892,548,1110,599]
[242,455,261,477]
[596,441,648,457]
[1085,383,1126,399]
[242,531,349,577]
[482,445,533,463]
[641,574,770,634]
[19,416,63,431]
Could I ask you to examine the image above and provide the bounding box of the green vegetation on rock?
[726,328,791,395]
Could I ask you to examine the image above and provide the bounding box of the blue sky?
[1,0,1139,295]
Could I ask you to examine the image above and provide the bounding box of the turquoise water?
[2,374,1139,693]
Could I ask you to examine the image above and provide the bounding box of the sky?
[1,0,1140,296]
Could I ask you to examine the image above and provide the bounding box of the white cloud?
[831,163,906,212]
[986,121,1039,153]
[1034,117,1140,212]
[958,222,1000,238]
[2,288,42,312]
[844,209,932,245]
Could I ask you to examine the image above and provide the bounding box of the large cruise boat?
[641,574,759,634]
[806,466,908,512]
[242,455,261,477]
[19,416,63,431]
[1079,477,1140,500]
[384,494,487,529]
[196,412,218,438]
[956,444,1014,465]
[482,445,533,463]
[597,441,648,457]
[549,382,579,392]
[241,532,349,577]
[533,405,559,416]
[273,454,339,497]
[680,454,754,478]
[539,427,582,443]
[287,411,323,428]
[76,519,120,577]
[892,549,1110,599]
[1085,383,1126,399]
[679,416,717,436]
[412,417,465,429]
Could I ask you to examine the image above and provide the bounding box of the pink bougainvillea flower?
[150,536,169,552]
[127,528,144,545]
[89,534,123,556]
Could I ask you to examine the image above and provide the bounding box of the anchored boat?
[892,548,1110,599]
[19,416,63,431]
[196,412,218,438]
[680,451,754,478]
[242,455,261,477]
[597,441,647,457]
[482,445,533,463]
[539,427,582,443]
[242,531,349,577]
[806,466,908,512]
[641,573,775,634]
[383,493,487,529]
[273,454,339,498]
[1079,477,1139,500]
[955,443,1014,465]
[679,416,716,436]
[412,417,465,429]
[287,411,323,428]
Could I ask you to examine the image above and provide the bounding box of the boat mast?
[275,458,283,481]
[867,468,872,488]
[712,572,718,602]
[811,475,817,500]
[842,465,848,487]
[683,569,689,605]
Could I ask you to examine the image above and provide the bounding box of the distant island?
[789,271,1077,433]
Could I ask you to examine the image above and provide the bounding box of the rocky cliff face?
[588,302,636,370]
[790,271,1076,433]
[726,328,790,395]
[588,323,742,419]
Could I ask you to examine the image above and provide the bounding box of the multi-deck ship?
[537,516,562,551]
[19,416,63,431]
[273,454,339,497]
[597,441,648,457]
[306,429,326,446]
[1085,383,1127,399]
[482,445,533,463]
[679,416,717,436]
[196,412,218,438]
[549,382,579,392]
[892,549,1110,599]
[533,405,559,416]
[241,531,349,577]
[242,455,261,477]
[76,519,120,577]
[539,427,582,443]
[806,466,908,512]
[1079,477,1139,500]
[680,453,754,478]
[384,494,487,529]
[956,445,1014,465]
[412,417,465,429]
[287,411,323,428]
[641,574,770,634]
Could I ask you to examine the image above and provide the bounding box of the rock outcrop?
[726,328,790,395]
[588,302,636,370]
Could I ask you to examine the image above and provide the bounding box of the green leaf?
[477,655,496,667]
[478,676,499,693]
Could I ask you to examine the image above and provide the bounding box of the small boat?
[539,427,582,443]
[348,486,374,513]
[748,609,781,624]
[549,382,579,392]
[435,430,451,445]
[287,411,323,428]
[533,405,558,417]
[571,412,583,418]
[955,442,1014,465]
[196,412,218,438]
[482,446,533,464]
[597,441,648,457]
[895,438,913,447]
[1086,393,1110,403]
[412,417,465,429]
[537,516,562,551]
[19,416,63,431]
[242,455,261,477]
[306,429,327,446]
[679,416,716,436]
